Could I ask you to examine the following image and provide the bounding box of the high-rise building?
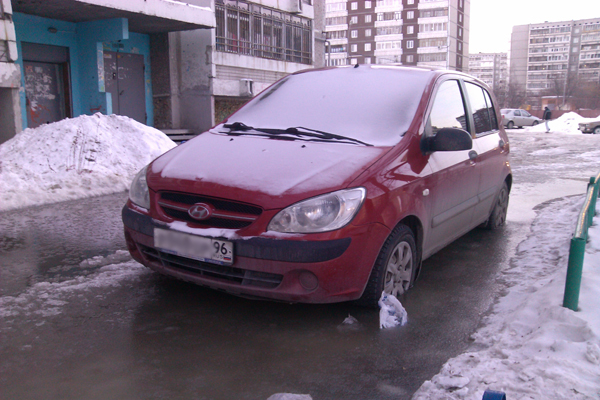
[510,18,600,109]
[468,53,508,93]
[324,0,469,71]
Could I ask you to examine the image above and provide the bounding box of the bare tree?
[504,83,527,109]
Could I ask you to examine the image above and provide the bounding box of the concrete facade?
[154,0,324,135]
[1,0,214,144]
[468,52,508,93]
[510,18,600,109]
[324,0,470,71]
[0,0,22,143]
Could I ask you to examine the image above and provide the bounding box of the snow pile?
[379,292,408,329]
[0,113,176,212]
[526,112,600,134]
[414,197,600,399]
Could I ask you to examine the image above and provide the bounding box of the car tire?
[594,126,600,135]
[507,121,514,129]
[483,182,509,230]
[356,224,417,308]
[532,121,539,126]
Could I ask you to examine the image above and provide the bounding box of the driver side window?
[427,80,469,136]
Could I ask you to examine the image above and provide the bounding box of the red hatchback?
[122,66,511,307]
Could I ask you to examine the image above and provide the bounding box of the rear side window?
[427,80,468,135]
[465,82,498,136]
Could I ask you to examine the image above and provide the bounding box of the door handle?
[468,150,478,161]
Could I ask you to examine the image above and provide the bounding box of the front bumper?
[123,205,389,303]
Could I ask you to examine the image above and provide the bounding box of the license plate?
[154,228,234,266]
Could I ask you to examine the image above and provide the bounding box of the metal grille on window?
[215,0,312,65]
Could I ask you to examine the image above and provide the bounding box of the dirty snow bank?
[526,112,600,134]
[0,113,175,212]
[413,197,600,399]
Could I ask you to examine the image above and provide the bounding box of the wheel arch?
[394,215,424,280]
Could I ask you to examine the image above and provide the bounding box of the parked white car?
[501,109,542,129]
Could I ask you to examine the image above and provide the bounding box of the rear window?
[216,66,432,146]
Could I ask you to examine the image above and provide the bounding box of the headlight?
[268,188,366,233]
[129,165,150,209]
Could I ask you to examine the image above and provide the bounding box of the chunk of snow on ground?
[529,148,570,156]
[0,113,176,212]
[379,292,408,329]
[413,196,600,399]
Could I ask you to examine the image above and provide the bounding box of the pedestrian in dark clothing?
[543,107,552,132]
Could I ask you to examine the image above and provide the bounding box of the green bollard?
[563,237,586,311]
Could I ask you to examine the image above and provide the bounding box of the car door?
[422,78,480,256]
[512,109,522,126]
[463,81,508,225]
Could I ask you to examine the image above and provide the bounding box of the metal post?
[563,237,586,311]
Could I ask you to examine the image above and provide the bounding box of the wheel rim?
[594,127,600,135]
[384,241,413,297]
[494,187,509,227]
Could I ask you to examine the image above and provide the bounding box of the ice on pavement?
[0,113,176,212]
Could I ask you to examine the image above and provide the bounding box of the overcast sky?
[469,0,600,54]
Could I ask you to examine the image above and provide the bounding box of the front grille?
[158,191,262,229]
[140,244,283,289]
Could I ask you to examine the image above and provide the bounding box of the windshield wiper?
[221,123,372,146]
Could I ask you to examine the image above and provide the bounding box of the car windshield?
[214,66,431,147]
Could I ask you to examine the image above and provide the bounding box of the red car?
[122,66,511,306]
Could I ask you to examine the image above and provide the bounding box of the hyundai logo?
[188,203,213,220]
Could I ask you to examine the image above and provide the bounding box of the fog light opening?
[299,271,318,291]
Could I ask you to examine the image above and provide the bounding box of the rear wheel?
[356,224,417,307]
[594,126,600,135]
[483,182,509,230]
[507,121,514,129]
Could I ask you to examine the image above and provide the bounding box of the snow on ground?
[413,198,600,399]
[0,113,176,212]
[526,111,600,134]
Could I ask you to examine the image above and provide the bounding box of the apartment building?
[154,0,322,135]
[0,0,21,142]
[324,0,470,71]
[468,52,508,93]
[510,18,600,108]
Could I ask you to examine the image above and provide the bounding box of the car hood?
[148,132,392,209]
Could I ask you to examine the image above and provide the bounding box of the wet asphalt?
[1,130,598,400]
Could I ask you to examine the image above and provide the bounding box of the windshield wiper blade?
[284,126,372,146]
[222,123,372,146]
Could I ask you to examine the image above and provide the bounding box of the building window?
[350,16,358,24]
[351,44,358,52]
[458,27,462,36]
[351,2,358,10]
[458,42,462,51]
[351,30,358,38]
[215,1,312,64]
[406,54,414,62]
[365,1,372,8]
[365,43,372,51]
[365,14,372,23]
[365,57,372,64]
[407,40,414,49]
[459,13,462,23]
[407,25,414,34]
[365,29,372,37]
[351,58,358,65]
[408,0,414,4]
[407,11,414,19]
[572,46,579,52]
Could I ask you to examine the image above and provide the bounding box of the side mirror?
[421,128,473,153]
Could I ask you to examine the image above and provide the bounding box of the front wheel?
[356,224,417,307]
[594,126,600,135]
[507,121,514,129]
[532,121,539,126]
[483,182,509,230]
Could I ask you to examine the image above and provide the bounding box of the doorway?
[103,51,146,123]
